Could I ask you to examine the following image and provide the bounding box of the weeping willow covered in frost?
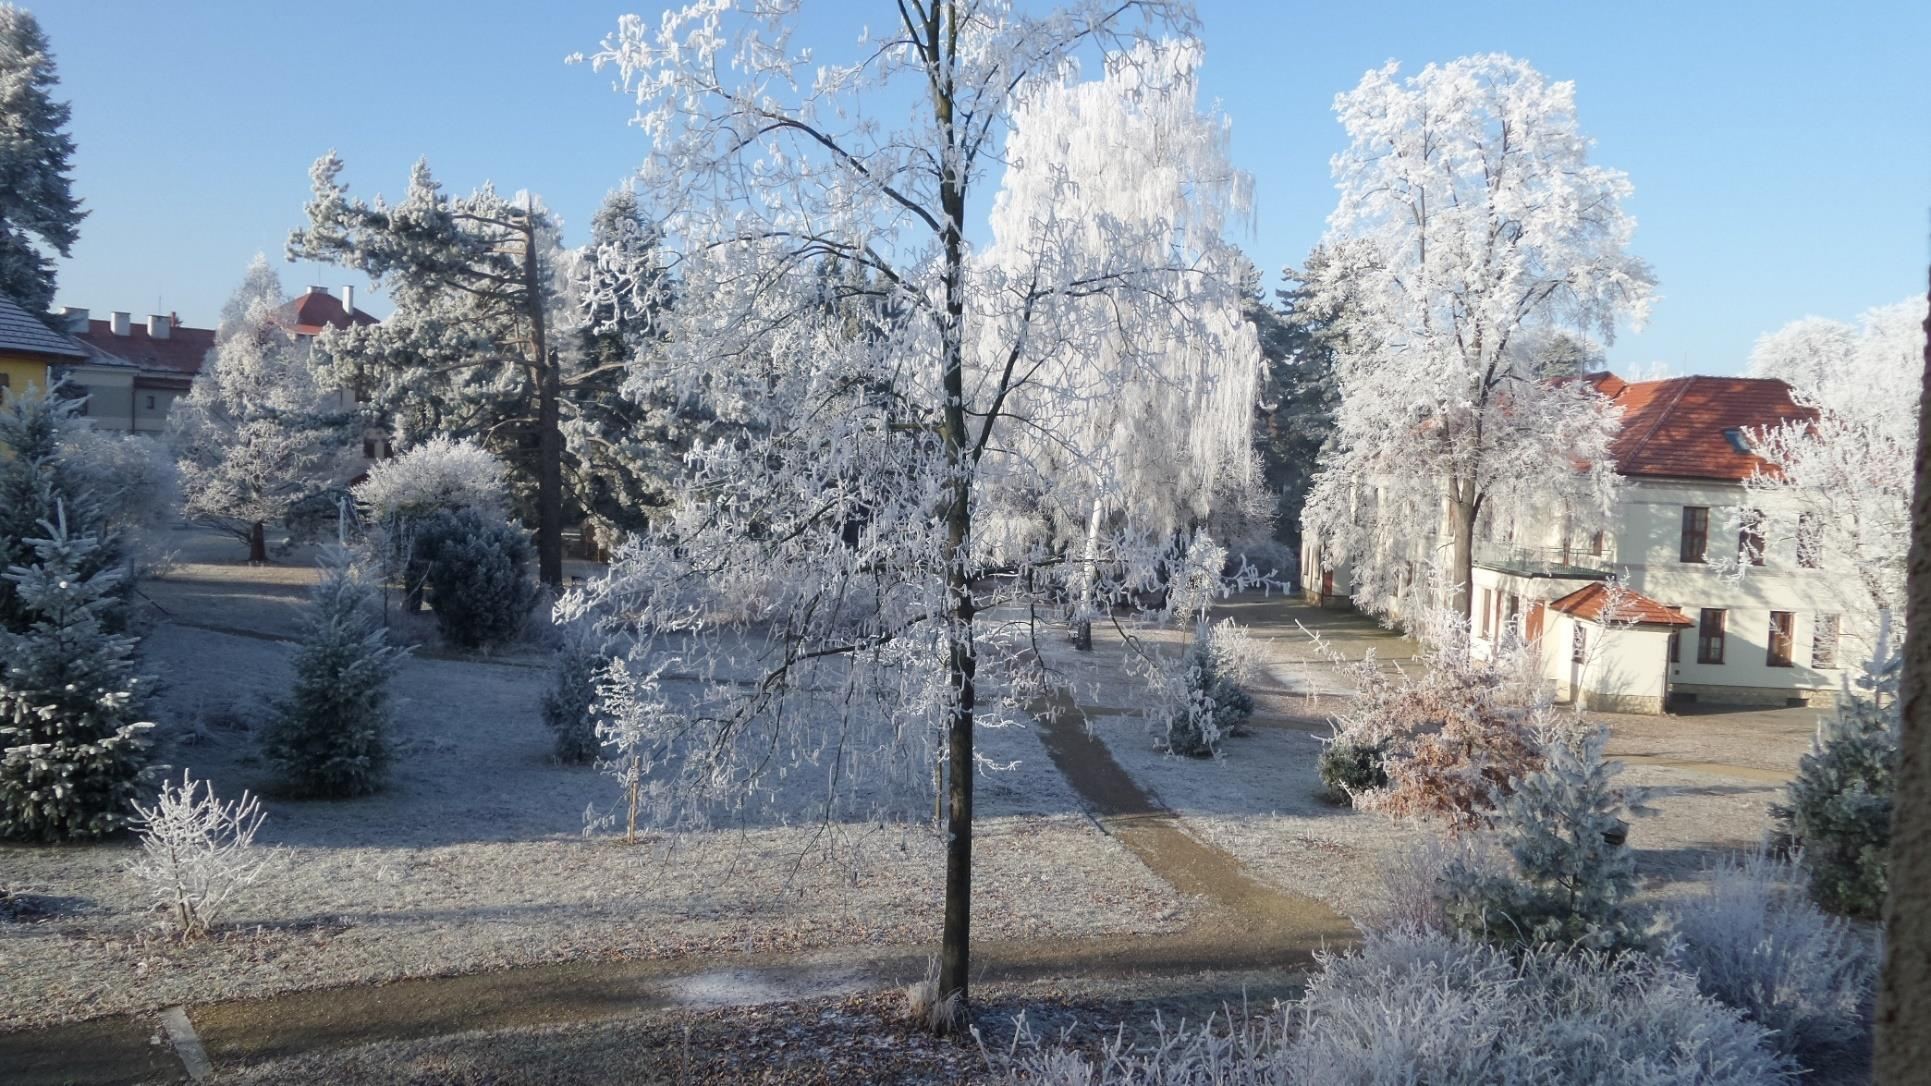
[563,0,1261,1011]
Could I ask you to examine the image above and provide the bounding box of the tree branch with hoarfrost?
[1739,297,1925,646]
[1301,54,1653,622]
[565,0,1260,1022]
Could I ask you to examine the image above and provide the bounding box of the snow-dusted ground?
[1049,595,1810,918]
[0,533,1187,1028]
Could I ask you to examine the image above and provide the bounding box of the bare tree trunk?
[522,197,564,588]
[1446,484,1475,621]
[934,1,975,1025]
[1875,269,1931,1082]
[247,521,267,564]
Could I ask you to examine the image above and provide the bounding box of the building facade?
[1306,373,1876,712]
[54,286,380,451]
[0,293,88,399]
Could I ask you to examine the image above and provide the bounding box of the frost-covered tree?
[593,655,673,844]
[542,625,611,765]
[55,424,179,576]
[261,550,401,798]
[1740,298,1926,636]
[563,186,689,543]
[1303,54,1654,620]
[972,39,1264,623]
[570,4,1259,1017]
[127,771,274,941]
[1443,724,1650,951]
[0,382,123,629]
[411,507,540,649]
[352,435,508,611]
[0,509,152,840]
[0,4,84,314]
[170,259,357,563]
[291,160,578,586]
[1247,249,1346,555]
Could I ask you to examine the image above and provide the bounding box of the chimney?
[110,311,130,336]
[309,285,328,295]
[341,284,355,315]
[60,306,88,333]
[147,314,172,340]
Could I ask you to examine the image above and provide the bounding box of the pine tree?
[1772,632,1899,918]
[260,551,401,798]
[0,4,84,314]
[0,382,130,621]
[1444,724,1649,951]
[0,509,152,840]
[290,160,572,585]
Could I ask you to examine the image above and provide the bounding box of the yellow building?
[0,293,87,399]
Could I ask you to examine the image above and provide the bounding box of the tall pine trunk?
[247,520,267,564]
[521,199,564,589]
[1875,270,1931,1081]
[933,2,975,1024]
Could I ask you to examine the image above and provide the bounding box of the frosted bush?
[1289,929,1793,1084]
[413,509,542,649]
[1359,830,1506,934]
[1664,851,1875,1060]
[542,626,611,764]
[352,436,507,524]
[1315,736,1386,802]
[995,928,1793,1084]
[127,772,274,940]
[1313,607,1547,828]
[1161,619,1258,757]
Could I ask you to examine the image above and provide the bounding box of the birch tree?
[1302,54,1654,620]
[567,2,1255,1022]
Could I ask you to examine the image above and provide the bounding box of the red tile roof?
[1579,372,1816,482]
[1548,581,1692,627]
[72,319,217,376]
[279,288,377,336]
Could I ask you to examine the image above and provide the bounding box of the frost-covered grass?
[0,539,1188,1027]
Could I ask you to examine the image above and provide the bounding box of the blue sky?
[32,0,1930,375]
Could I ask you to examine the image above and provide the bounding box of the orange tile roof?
[279,288,377,336]
[1548,581,1692,627]
[1580,372,1815,482]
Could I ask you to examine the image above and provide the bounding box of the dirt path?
[1031,687,1355,948]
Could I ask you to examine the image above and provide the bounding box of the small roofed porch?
[1543,581,1693,715]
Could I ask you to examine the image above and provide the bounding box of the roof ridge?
[1620,375,1696,468]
